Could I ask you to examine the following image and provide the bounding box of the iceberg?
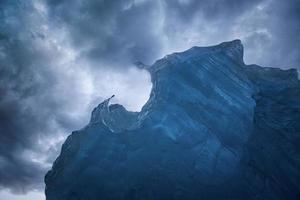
[45,40,300,200]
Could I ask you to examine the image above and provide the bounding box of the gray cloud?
[238,0,300,68]
[0,0,299,197]
[0,0,151,194]
[46,0,164,66]
[0,1,77,193]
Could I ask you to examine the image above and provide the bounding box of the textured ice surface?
[45,40,300,200]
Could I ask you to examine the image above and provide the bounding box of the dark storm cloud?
[44,0,300,69]
[262,0,300,68]
[0,0,94,193]
[44,0,264,66]
[239,0,300,68]
[0,0,300,196]
[161,0,300,69]
[0,1,48,192]
[46,0,164,66]
[163,0,262,22]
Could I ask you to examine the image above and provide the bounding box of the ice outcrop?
[90,95,140,133]
[45,40,300,200]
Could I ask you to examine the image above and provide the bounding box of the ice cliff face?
[45,40,300,200]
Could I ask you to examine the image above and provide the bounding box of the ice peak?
[151,39,244,72]
[219,39,244,64]
[90,95,139,133]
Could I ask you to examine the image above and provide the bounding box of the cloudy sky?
[0,0,299,199]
